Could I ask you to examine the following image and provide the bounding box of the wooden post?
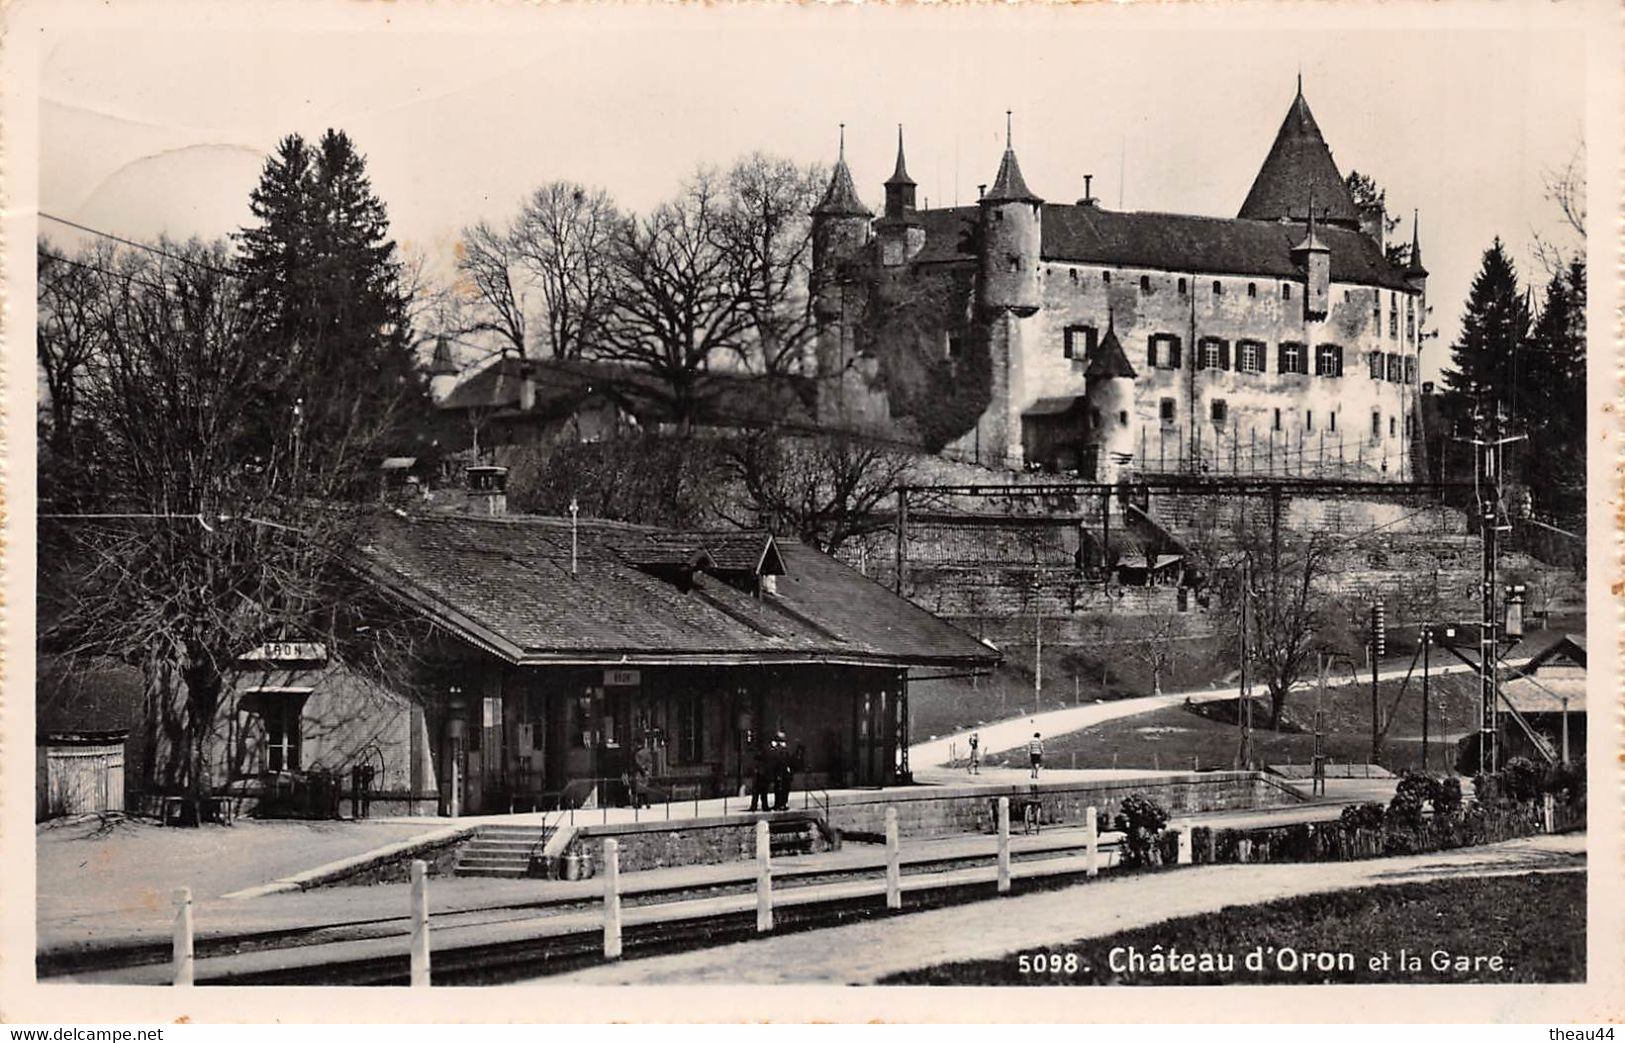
[1543,794,1556,834]
[1085,806,1099,878]
[996,796,1011,893]
[884,806,902,910]
[756,819,774,931]
[409,859,430,987]
[603,839,623,958]
[1176,823,1193,865]
[172,886,194,986]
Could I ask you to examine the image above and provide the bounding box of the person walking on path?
[1027,733,1044,779]
[967,732,980,775]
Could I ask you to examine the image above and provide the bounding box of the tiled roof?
[363,514,997,668]
[908,204,1410,289]
[1237,89,1361,227]
[886,129,915,188]
[984,148,1042,204]
[438,356,816,428]
[814,158,873,218]
[1085,325,1137,379]
[1500,674,1585,715]
[1022,396,1084,418]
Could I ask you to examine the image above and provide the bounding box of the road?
[544,833,1585,985]
[909,660,1490,769]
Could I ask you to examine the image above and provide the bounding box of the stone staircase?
[453,823,553,879]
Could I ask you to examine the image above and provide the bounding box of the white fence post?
[756,819,774,932]
[885,806,901,910]
[172,886,194,986]
[603,839,623,959]
[996,796,1011,894]
[1177,822,1193,865]
[1543,793,1556,834]
[409,859,431,987]
[1085,806,1099,878]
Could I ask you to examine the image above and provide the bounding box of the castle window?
[1069,269,1079,284]
[1278,341,1308,375]
[1247,283,1257,298]
[1283,284,1293,301]
[1198,337,1229,371]
[946,334,964,360]
[1306,410,1314,433]
[1118,410,1129,426]
[1371,410,1382,441]
[1369,351,1384,380]
[1405,414,1413,437]
[1314,343,1344,378]
[1210,399,1228,426]
[1140,275,1152,293]
[1148,333,1182,370]
[1330,411,1338,432]
[1063,325,1097,362]
[1372,290,1381,328]
[1386,353,1403,382]
[1273,408,1282,432]
[1007,254,1021,273]
[1178,278,1188,295]
[1159,398,1177,426]
[1389,294,1399,337]
[1102,271,1112,284]
[1237,339,1266,373]
[1390,415,1398,438]
[1404,357,1418,384]
[1212,280,1223,296]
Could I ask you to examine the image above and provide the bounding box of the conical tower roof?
[1084,321,1136,380]
[428,335,458,376]
[983,113,1043,205]
[885,126,915,188]
[1238,82,1360,228]
[814,126,873,218]
[1405,210,1429,277]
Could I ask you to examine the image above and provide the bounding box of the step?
[455,852,536,867]
[463,839,547,852]
[454,865,529,879]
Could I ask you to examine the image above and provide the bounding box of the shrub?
[1432,776,1464,816]
[1339,802,1386,832]
[1389,772,1435,828]
[1542,760,1586,804]
[1472,771,1499,805]
[1500,757,1544,803]
[1113,793,1169,867]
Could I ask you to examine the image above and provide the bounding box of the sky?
[33,4,1591,382]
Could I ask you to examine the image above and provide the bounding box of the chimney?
[466,465,509,516]
[1078,174,1096,206]
[977,184,986,200]
[1358,201,1386,252]
[518,361,536,412]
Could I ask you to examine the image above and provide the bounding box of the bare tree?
[454,218,529,356]
[1126,606,1184,696]
[597,170,755,427]
[1532,138,1586,277]
[1246,532,1343,729]
[512,181,620,359]
[38,239,410,816]
[720,429,914,554]
[716,153,826,376]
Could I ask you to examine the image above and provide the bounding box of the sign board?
[242,642,327,663]
[603,669,641,687]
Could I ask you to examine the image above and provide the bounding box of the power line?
[38,248,174,296]
[40,213,245,279]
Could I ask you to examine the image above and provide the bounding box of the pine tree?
[237,129,426,473]
[1440,238,1530,429]
[1522,258,1586,514]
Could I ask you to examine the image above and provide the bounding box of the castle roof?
[427,335,458,376]
[983,148,1043,205]
[1237,86,1361,228]
[1084,324,1137,379]
[886,127,915,188]
[1406,211,1429,277]
[906,204,1413,290]
[814,157,872,218]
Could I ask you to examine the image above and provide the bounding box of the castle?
[809,83,1430,482]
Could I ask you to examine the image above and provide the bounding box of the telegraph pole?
[1312,653,1327,797]
[1420,624,1431,772]
[1458,408,1523,776]
[1370,600,1385,763]
[1236,559,1253,770]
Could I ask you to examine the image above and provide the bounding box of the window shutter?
[1335,345,1344,377]
[1148,340,1159,369]
[1169,338,1182,370]
[1195,341,1207,370]
[1278,345,1289,374]
[1220,341,1231,370]
[1299,348,1310,376]
[1256,342,1267,373]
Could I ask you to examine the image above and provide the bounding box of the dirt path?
[542,834,1585,985]
[909,660,1487,768]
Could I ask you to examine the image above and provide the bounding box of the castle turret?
[811,124,873,318]
[1239,78,1361,230]
[877,126,926,267]
[977,114,1043,315]
[1292,196,1331,321]
[1081,318,1137,482]
[427,335,459,403]
[1404,209,1429,295]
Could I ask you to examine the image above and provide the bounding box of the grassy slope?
[883,871,1585,985]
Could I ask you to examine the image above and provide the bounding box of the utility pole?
[1420,624,1431,772]
[1312,653,1327,797]
[894,485,908,595]
[1236,558,1253,770]
[1033,596,1042,715]
[1370,600,1385,763]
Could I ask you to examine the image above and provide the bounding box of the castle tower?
[1404,210,1429,296]
[1081,318,1138,483]
[427,335,459,403]
[977,113,1043,315]
[1238,78,1361,230]
[1292,196,1331,321]
[877,126,926,267]
[810,126,873,417]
